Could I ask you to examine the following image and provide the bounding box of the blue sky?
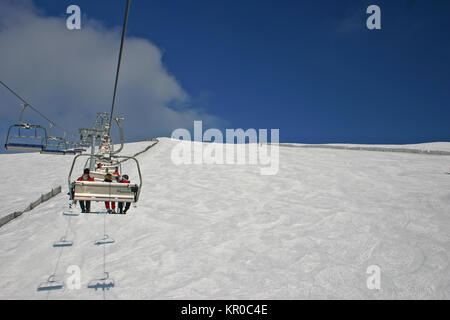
[1,0,449,146]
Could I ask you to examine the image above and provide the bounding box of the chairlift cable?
[108,0,131,136]
[0,80,73,136]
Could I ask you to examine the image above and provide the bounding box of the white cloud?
[0,0,223,143]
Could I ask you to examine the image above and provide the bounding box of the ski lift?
[64,139,77,155]
[41,136,67,155]
[4,105,48,151]
[73,143,86,154]
[37,275,64,291]
[5,124,48,152]
[68,154,141,204]
[78,134,91,148]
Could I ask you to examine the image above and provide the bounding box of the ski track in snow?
[0,138,449,299]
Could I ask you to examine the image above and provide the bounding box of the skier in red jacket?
[118,174,131,214]
[77,168,94,213]
[112,167,120,182]
[104,173,116,213]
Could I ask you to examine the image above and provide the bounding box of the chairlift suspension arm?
[110,117,125,155]
[18,104,28,124]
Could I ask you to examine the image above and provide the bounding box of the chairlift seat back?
[72,181,138,202]
[90,171,106,180]
[5,124,47,152]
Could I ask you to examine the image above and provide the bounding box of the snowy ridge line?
[118,138,159,164]
[0,186,62,228]
[132,138,159,158]
[277,144,450,156]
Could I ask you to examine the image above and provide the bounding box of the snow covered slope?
[0,138,449,299]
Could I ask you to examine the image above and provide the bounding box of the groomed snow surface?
[0,138,449,299]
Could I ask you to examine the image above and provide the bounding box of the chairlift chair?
[90,170,107,181]
[4,123,47,152]
[4,103,48,152]
[90,162,122,181]
[41,136,67,155]
[79,141,91,148]
[68,154,142,204]
[64,140,77,155]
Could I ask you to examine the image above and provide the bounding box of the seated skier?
[118,174,131,214]
[104,173,116,214]
[77,168,94,213]
[112,167,120,182]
